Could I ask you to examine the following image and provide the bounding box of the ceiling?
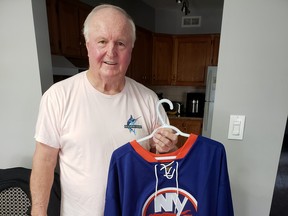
[141,0,224,10]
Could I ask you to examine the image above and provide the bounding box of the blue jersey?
[104,134,234,216]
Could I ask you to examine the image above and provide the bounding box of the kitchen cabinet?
[78,3,91,58]
[169,118,203,148]
[58,0,91,58]
[151,34,220,86]
[173,35,212,86]
[46,0,92,59]
[58,0,79,57]
[127,27,153,85]
[46,0,60,54]
[211,34,220,66]
[152,34,174,85]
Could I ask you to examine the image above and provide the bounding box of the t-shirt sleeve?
[34,87,61,149]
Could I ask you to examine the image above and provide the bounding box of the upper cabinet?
[78,4,91,57]
[152,34,174,85]
[173,35,212,86]
[58,0,81,57]
[211,34,220,66]
[127,27,153,85]
[152,33,220,86]
[46,0,92,59]
[46,0,60,54]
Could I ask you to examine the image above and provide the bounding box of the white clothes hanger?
[136,99,190,160]
[137,99,190,143]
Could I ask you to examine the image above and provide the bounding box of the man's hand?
[152,127,178,153]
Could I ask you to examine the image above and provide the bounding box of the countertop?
[167,114,203,120]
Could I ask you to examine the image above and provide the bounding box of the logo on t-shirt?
[124,115,142,134]
[142,187,197,216]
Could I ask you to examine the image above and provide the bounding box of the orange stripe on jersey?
[130,134,198,162]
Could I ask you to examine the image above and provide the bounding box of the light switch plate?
[228,115,246,140]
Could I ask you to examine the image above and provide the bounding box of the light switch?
[228,115,245,140]
[232,121,240,135]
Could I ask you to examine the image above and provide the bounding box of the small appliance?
[173,101,184,116]
[166,101,184,116]
[186,93,205,117]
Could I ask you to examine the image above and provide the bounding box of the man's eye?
[98,40,106,45]
[117,42,125,47]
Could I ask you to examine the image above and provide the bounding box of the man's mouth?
[104,61,117,65]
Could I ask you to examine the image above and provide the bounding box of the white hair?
[83,4,136,47]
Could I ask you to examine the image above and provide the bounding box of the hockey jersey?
[104,134,234,216]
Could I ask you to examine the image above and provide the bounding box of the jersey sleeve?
[217,146,234,216]
[104,153,121,215]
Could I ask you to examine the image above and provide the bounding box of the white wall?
[32,0,54,93]
[81,0,155,31]
[0,0,53,169]
[155,7,223,34]
[212,0,288,215]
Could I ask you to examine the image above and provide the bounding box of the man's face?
[86,9,133,79]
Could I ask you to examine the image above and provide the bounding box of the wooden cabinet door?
[78,3,91,58]
[184,119,203,135]
[46,0,60,54]
[152,35,173,85]
[46,0,92,58]
[58,0,81,57]
[211,34,220,66]
[169,118,203,148]
[169,118,185,132]
[174,35,212,86]
[129,28,152,85]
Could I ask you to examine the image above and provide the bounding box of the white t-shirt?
[34,71,167,216]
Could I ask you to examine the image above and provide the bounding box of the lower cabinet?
[169,118,203,148]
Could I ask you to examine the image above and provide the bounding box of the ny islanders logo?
[142,187,198,216]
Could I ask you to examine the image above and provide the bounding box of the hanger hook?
[157,99,173,125]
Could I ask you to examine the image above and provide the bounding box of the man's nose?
[106,43,116,56]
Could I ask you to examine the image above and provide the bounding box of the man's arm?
[30,142,59,216]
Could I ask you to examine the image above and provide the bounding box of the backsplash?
[148,85,205,109]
